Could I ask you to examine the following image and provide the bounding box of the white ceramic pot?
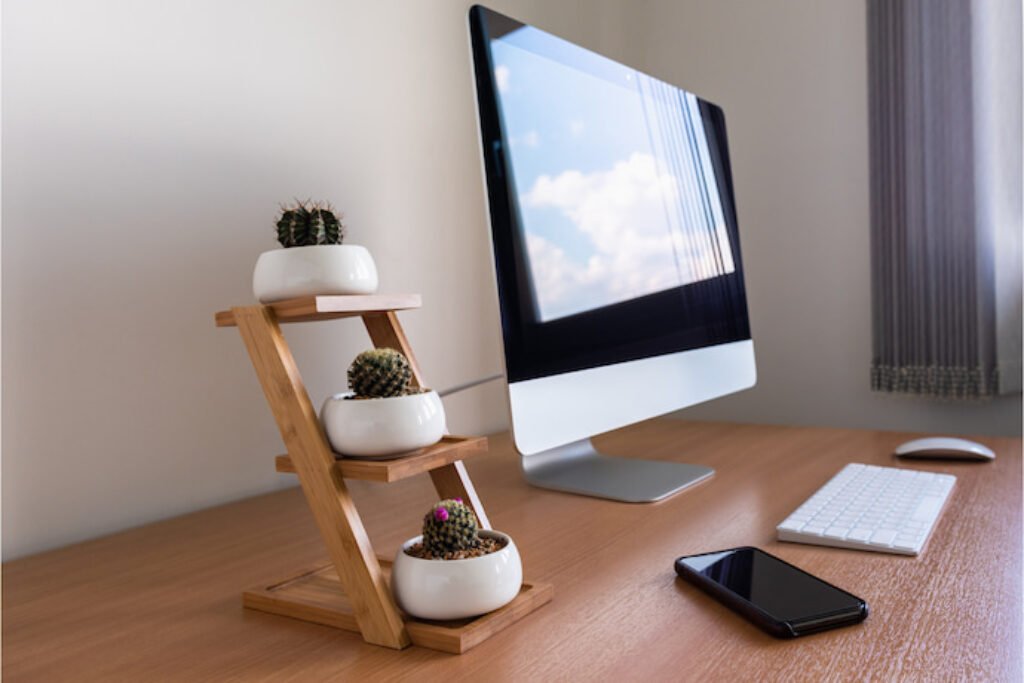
[252,244,378,303]
[320,390,446,458]
[391,530,522,620]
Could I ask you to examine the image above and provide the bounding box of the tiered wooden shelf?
[215,295,551,653]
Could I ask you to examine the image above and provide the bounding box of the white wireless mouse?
[894,437,995,461]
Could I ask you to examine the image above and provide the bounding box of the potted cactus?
[320,348,446,458]
[391,499,522,620]
[252,199,379,303]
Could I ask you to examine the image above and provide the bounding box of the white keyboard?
[777,463,956,556]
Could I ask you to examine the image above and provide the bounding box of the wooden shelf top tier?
[215,294,421,327]
[276,435,489,483]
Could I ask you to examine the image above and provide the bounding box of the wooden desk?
[4,421,1021,681]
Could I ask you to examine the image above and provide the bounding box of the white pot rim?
[400,530,513,565]
[262,243,368,253]
[329,389,436,402]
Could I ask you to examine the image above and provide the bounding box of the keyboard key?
[847,528,873,542]
[823,527,850,540]
[778,520,805,532]
[912,496,944,522]
[870,529,897,546]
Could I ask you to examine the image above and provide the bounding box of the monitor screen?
[470,6,751,384]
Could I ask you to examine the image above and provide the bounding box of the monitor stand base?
[520,438,714,503]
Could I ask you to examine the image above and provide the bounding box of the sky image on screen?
[492,27,736,322]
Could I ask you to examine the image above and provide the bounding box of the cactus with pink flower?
[421,498,480,555]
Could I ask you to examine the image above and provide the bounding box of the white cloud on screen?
[522,153,731,320]
[495,65,510,93]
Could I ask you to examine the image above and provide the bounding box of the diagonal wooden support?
[232,305,410,649]
[361,311,491,529]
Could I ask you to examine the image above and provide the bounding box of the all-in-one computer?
[469,6,756,502]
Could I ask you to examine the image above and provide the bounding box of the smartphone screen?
[675,547,867,636]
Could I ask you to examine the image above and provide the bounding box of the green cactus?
[275,199,345,247]
[347,348,414,398]
[422,499,480,555]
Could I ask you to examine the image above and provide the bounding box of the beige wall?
[3,0,1018,560]
[617,0,1022,437]
[0,0,626,560]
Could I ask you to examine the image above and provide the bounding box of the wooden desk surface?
[4,420,1021,681]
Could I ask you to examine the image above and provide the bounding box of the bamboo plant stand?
[215,294,552,654]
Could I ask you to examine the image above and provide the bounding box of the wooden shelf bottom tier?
[242,561,553,654]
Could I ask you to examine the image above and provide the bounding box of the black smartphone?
[674,546,868,638]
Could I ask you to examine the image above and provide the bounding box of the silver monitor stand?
[520,438,714,503]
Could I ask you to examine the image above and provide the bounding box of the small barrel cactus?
[422,499,480,555]
[348,348,413,398]
[275,199,345,248]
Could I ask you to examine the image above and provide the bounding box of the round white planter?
[320,390,446,458]
[252,244,378,303]
[391,530,522,620]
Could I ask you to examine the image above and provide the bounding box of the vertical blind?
[867,0,1022,398]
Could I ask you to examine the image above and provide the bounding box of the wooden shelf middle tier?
[275,435,488,483]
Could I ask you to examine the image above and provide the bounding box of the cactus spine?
[276,199,345,248]
[347,348,414,398]
[422,499,480,555]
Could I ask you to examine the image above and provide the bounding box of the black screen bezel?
[469,5,752,383]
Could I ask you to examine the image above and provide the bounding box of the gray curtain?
[867,0,1022,399]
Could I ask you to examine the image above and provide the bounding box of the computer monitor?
[468,6,756,502]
